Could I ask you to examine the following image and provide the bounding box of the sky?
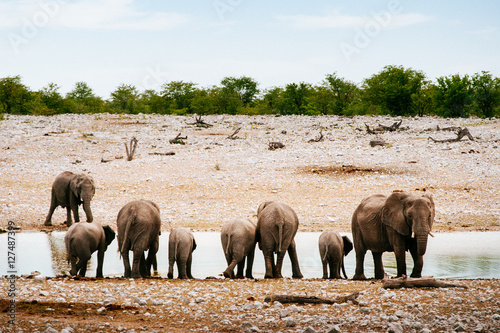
[1,0,499,98]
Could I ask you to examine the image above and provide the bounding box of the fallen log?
[187,115,213,128]
[428,127,474,143]
[370,139,387,147]
[227,127,241,140]
[382,276,468,289]
[268,142,285,150]
[366,120,402,134]
[264,291,360,305]
[169,133,187,145]
[148,152,175,156]
[308,131,324,142]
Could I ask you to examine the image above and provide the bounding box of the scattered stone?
[285,317,296,327]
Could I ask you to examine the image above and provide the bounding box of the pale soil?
[1,113,499,232]
[1,114,500,332]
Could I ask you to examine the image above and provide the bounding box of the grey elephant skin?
[351,192,435,279]
[64,221,115,277]
[117,200,161,278]
[256,201,303,279]
[168,227,196,279]
[221,218,257,279]
[318,230,353,279]
[45,171,95,227]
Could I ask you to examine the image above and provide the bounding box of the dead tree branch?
[383,276,468,289]
[264,292,360,305]
[366,120,402,134]
[187,115,213,128]
[308,131,324,143]
[429,127,474,143]
[268,142,285,150]
[227,127,241,140]
[370,139,387,147]
[124,137,138,161]
[169,133,187,145]
[148,152,175,156]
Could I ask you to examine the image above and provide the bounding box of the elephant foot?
[352,274,367,280]
[292,273,303,279]
[410,272,422,278]
[223,270,234,279]
[264,274,274,279]
[167,273,173,279]
[245,274,254,279]
[153,270,159,276]
[131,273,142,279]
[44,221,52,226]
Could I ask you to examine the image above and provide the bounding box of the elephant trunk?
[416,234,428,257]
[82,199,93,222]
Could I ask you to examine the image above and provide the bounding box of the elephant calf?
[45,171,95,227]
[117,200,161,278]
[65,221,115,278]
[168,227,196,279]
[318,230,353,279]
[221,218,257,279]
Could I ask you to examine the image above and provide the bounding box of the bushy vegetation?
[1,65,499,118]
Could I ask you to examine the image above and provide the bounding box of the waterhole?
[1,232,499,279]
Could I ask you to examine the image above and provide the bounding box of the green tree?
[323,73,359,115]
[0,76,33,114]
[435,74,472,118]
[362,65,427,116]
[282,82,311,115]
[38,83,64,114]
[110,84,141,113]
[220,76,259,107]
[66,82,106,113]
[161,81,197,113]
[471,71,500,118]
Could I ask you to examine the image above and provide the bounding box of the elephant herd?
[46,172,436,280]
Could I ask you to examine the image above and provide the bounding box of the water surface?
[1,232,499,279]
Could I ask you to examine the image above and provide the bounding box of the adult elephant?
[351,192,435,279]
[44,171,95,226]
[256,201,303,279]
[65,221,115,277]
[117,200,161,278]
[168,227,196,279]
[318,230,353,279]
[221,218,256,279]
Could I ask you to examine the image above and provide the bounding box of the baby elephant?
[45,171,95,227]
[65,221,115,277]
[168,227,196,279]
[221,218,257,279]
[318,230,353,279]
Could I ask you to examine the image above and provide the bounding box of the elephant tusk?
[428,232,434,238]
[411,232,415,239]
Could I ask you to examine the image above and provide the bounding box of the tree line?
[1,65,499,118]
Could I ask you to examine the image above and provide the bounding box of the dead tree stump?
[125,137,138,161]
[429,127,474,143]
[227,127,241,140]
[187,115,213,128]
[169,133,187,145]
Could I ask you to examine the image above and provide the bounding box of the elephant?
[256,201,303,279]
[220,218,257,279]
[168,227,196,279]
[318,230,353,279]
[64,221,115,278]
[117,200,161,278]
[45,171,95,227]
[351,192,435,280]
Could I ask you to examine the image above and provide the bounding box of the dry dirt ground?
[1,114,500,332]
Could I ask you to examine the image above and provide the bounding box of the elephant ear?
[381,192,411,236]
[342,236,353,256]
[69,174,84,198]
[103,225,116,246]
[257,201,273,217]
[423,193,435,229]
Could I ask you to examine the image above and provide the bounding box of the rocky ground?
[1,114,500,332]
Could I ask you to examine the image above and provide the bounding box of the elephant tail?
[276,210,284,254]
[341,256,348,279]
[321,243,329,262]
[119,206,135,253]
[225,233,231,256]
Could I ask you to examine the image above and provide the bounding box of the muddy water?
[1,232,499,279]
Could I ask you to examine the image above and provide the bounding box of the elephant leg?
[66,206,73,226]
[223,258,237,279]
[186,253,194,279]
[69,256,78,276]
[131,249,143,278]
[72,205,80,224]
[245,247,255,279]
[263,252,275,278]
[274,251,286,279]
[96,249,105,278]
[177,257,187,279]
[122,250,132,278]
[321,260,329,279]
[372,252,385,279]
[44,193,57,226]
[236,261,244,279]
[393,245,407,277]
[409,242,423,277]
[77,259,88,277]
[353,247,367,280]
[139,252,148,277]
[330,260,341,279]
[287,241,303,279]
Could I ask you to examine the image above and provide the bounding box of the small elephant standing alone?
[318,230,353,279]
[65,221,115,277]
[221,218,257,279]
[117,200,161,278]
[351,192,435,279]
[45,171,95,226]
[168,227,196,279]
[256,201,303,279]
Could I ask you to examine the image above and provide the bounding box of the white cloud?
[276,12,431,30]
[0,0,189,31]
